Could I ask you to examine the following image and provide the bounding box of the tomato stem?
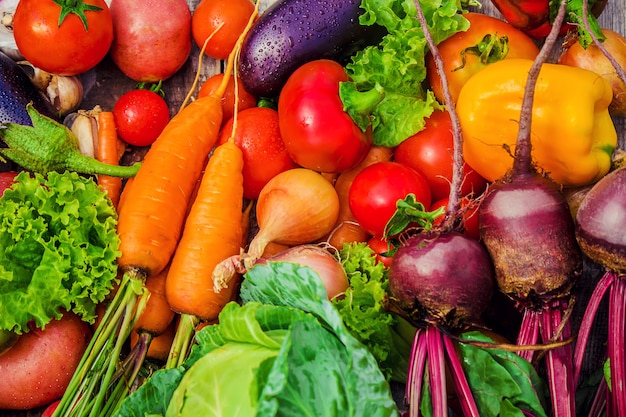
[53,0,103,31]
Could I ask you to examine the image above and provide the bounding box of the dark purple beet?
[479,172,583,307]
[388,230,495,331]
[575,166,626,273]
[237,0,386,97]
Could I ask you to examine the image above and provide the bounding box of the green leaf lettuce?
[0,171,120,333]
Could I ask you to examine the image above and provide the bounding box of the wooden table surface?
[2,0,625,416]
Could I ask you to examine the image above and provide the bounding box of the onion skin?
[479,173,583,306]
[575,166,626,273]
[388,231,495,331]
[262,244,349,299]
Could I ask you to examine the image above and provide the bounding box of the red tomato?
[431,197,481,240]
[218,107,298,200]
[278,59,372,173]
[394,110,488,202]
[113,88,171,147]
[13,0,113,76]
[426,13,539,104]
[198,73,258,125]
[42,400,60,417]
[349,161,432,237]
[191,0,255,60]
[0,171,18,195]
[368,236,395,268]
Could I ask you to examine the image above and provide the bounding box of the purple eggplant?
[238,0,385,97]
[0,51,57,126]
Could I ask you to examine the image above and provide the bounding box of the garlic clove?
[47,74,84,116]
[64,108,100,158]
[18,60,84,116]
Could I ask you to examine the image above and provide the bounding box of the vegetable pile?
[0,0,624,416]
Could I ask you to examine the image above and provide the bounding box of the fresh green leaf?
[340,0,468,147]
[240,262,400,416]
[113,367,185,417]
[458,331,549,417]
[0,171,120,333]
[333,241,411,382]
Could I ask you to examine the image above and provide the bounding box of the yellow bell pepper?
[458,58,617,187]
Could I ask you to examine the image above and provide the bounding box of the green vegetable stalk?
[0,103,140,177]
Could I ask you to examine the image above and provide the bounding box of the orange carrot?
[164,138,245,367]
[133,266,176,336]
[327,146,394,249]
[129,316,178,363]
[54,7,261,414]
[96,111,123,208]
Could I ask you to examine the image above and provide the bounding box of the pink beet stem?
[572,271,615,386]
[443,333,481,417]
[608,276,626,415]
[407,328,427,417]
[427,327,448,417]
[517,309,540,363]
[539,303,576,417]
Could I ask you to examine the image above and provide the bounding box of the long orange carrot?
[53,7,260,415]
[164,135,245,368]
[96,111,123,208]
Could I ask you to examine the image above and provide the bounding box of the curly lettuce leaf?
[340,0,469,147]
[0,171,120,333]
[333,241,410,382]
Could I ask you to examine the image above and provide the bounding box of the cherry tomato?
[278,59,372,173]
[431,196,481,240]
[394,110,488,202]
[198,73,258,125]
[0,171,18,196]
[113,87,171,147]
[426,13,539,104]
[349,161,432,238]
[191,0,255,60]
[13,0,113,76]
[218,107,298,200]
[367,236,395,268]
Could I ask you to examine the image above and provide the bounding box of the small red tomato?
[198,73,257,125]
[394,110,488,202]
[113,88,171,147]
[431,196,481,240]
[349,161,432,237]
[278,59,372,173]
[367,236,395,268]
[218,107,298,200]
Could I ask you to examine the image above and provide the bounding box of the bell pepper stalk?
[457,58,617,188]
[488,0,606,46]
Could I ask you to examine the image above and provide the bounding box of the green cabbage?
[0,170,120,333]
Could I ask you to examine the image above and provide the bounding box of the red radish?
[476,2,583,416]
[385,2,496,416]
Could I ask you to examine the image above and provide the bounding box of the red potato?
[0,312,92,410]
[109,0,192,82]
